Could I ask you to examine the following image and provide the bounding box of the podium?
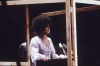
[36,59,67,66]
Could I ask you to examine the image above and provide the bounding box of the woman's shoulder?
[47,37,52,41]
[30,36,40,45]
[31,36,39,40]
[30,36,40,43]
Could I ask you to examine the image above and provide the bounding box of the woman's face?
[42,25,50,35]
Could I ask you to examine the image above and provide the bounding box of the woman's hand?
[42,57,48,61]
[60,54,67,59]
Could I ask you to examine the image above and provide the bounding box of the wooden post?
[70,0,75,66]
[76,5,100,12]
[26,4,30,66]
[71,0,75,63]
[65,0,72,66]
[71,0,78,66]
[41,10,65,16]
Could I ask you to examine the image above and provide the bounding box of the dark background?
[76,3,100,66]
[0,3,66,61]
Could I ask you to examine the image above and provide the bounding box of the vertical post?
[26,4,30,66]
[65,0,72,66]
[71,0,75,62]
[71,0,78,66]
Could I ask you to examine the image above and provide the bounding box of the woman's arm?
[49,38,67,59]
[30,38,46,63]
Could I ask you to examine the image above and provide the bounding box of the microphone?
[59,43,67,55]
[62,44,73,55]
[62,44,67,49]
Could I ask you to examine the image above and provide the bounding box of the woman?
[30,15,66,66]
